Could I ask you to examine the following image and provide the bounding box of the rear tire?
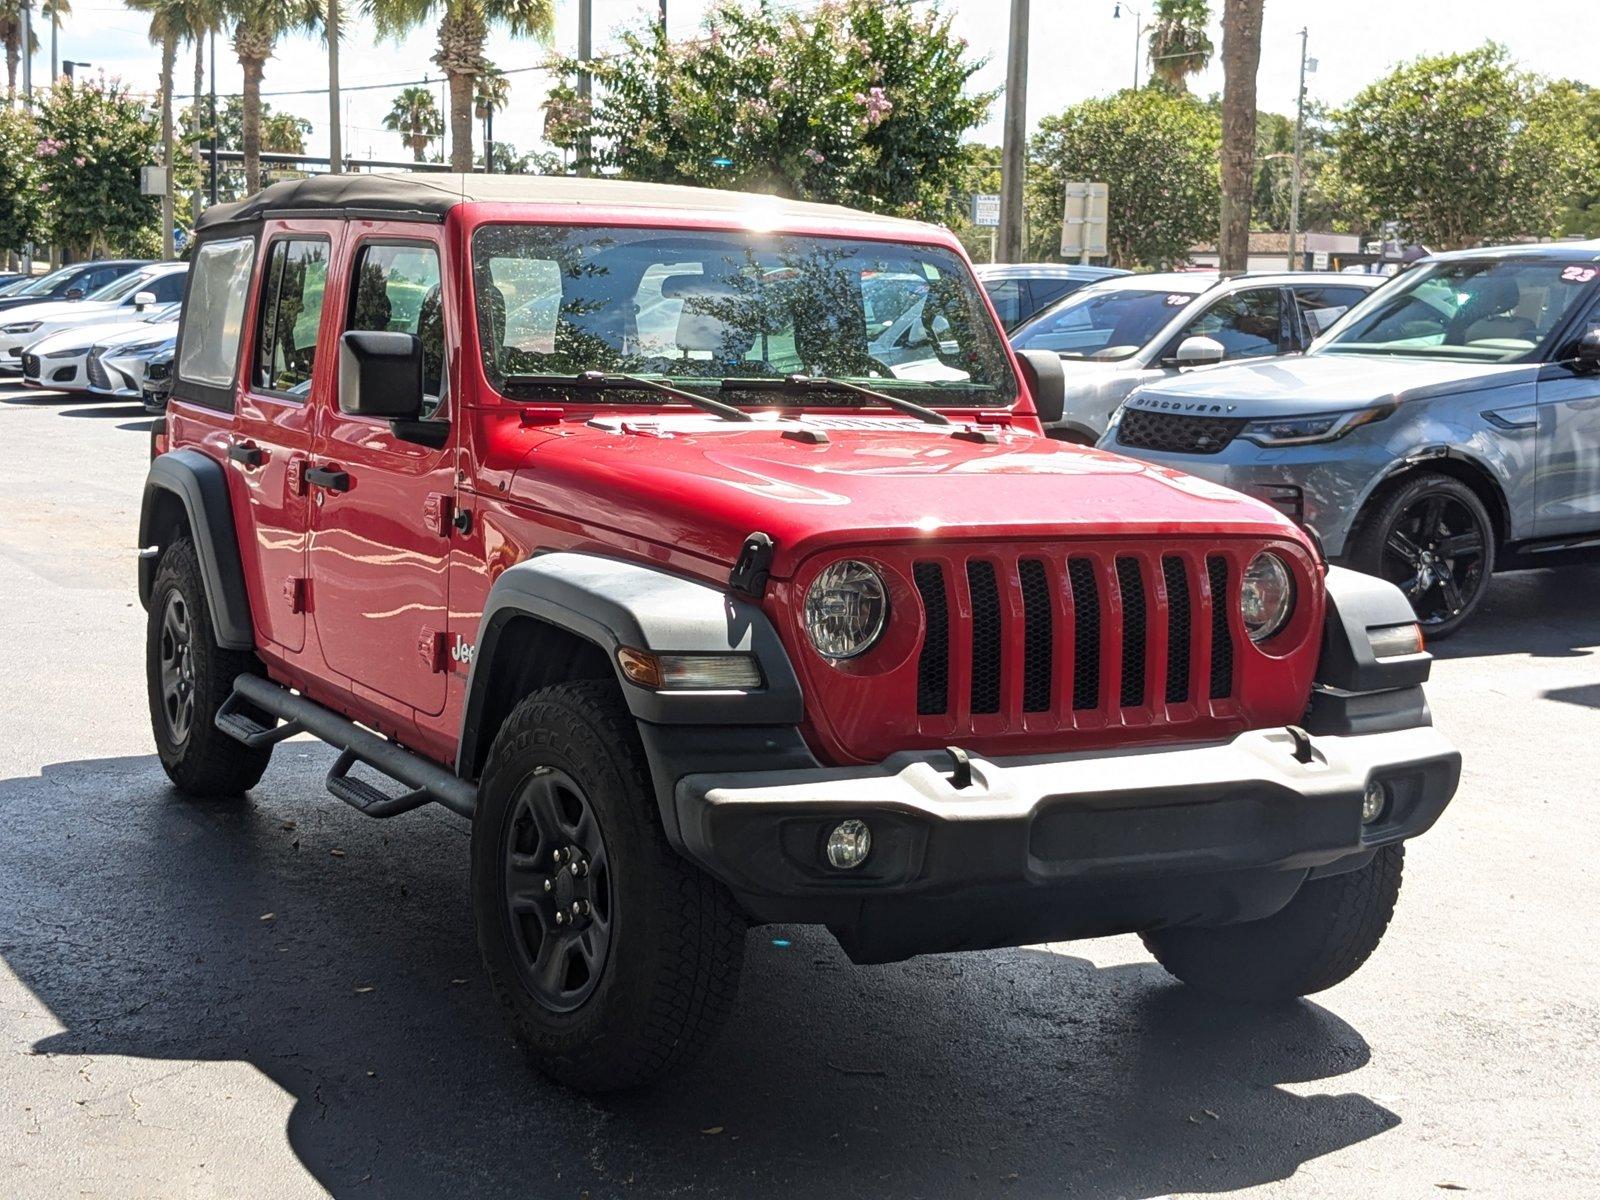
[1141,845,1404,1002]
[146,537,272,796]
[470,680,746,1092]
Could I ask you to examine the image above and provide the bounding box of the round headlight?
[1240,552,1294,642]
[804,560,888,660]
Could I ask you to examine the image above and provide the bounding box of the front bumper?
[675,724,1458,960]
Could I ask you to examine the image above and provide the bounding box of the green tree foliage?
[35,76,162,258]
[1553,82,1600,238]
[1333,45,1597,248]
[1149,0,1212,93]
[1029,88,1219,268]
[0,105,42,256]
[544,0,993,220]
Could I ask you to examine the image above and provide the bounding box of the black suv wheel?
[1141,845,1404,1002]
[471,680,745,1092]
[1348,472,1494,639]
[145,537,272,795]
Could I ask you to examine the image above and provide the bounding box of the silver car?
[1101,241,1600,636]
[1010,270,1381,443]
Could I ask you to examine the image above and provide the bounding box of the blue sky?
[29,0,1600,168]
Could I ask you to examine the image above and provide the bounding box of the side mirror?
[1014,348,1065,425]
[1576,327,1600,374]
[339,330,423,419]
[1174,335,1226,366]
[132,290,157,310]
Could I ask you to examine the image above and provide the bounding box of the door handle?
[228,442,265,468]
[305,465,351,493]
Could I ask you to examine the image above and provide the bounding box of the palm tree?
[2,1,34,97]
[179,0,225,223]
[367,0,552,173]
[1148,0,1211,94]
[129,0,185,259]
[473,61,507,166]
[384,84,442,161]
[1218,0,1263,273]
[228,0,321,194]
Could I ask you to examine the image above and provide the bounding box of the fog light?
[1362,780,1388,825]
[825,819,872,870]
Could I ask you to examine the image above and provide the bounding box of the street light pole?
[1113,3,1143,91]
[21,0,32,102]
[208,32,218,205]
[998,0,1028,263]
[327,0,342,173]
[1287,27,1310,270]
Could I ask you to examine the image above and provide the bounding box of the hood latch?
[728,532,776,599]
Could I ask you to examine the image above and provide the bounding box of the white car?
[20,305,181,393]
[1008,270,1383,442]
[0,262,187,372]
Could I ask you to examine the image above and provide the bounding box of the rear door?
[307,229,455,717]
[1535,286,1600,537]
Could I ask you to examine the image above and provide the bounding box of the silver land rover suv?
[1103,242,1600,637]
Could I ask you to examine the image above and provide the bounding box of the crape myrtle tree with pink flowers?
[542,0,992,219]
[0,106,43,265]
[34,76,164,260]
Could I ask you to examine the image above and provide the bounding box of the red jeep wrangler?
[140,175,1460,1092]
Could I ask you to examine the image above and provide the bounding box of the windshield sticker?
[1166,293,1191,306]
[1560,265,1598,284]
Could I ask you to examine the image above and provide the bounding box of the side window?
[347,242,445,416]
[177,236,255,394]
[1292,285,1369,339]
[1183,288,1285,360]
[253,239,329,395]
[1029,277,1078,312]
[983,278,1024,328]
[148,272,188,304]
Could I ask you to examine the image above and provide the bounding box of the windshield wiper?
[724,374,951,426]
[501,371,753,422]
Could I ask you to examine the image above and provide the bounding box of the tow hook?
[1286,725,1316,764]
[945,745,974,789]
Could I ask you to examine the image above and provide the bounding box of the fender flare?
[456,552,804,776]
[138,449,254,650]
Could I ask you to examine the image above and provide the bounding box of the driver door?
[1535,293,1600,537]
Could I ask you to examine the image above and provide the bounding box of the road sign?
[1312,251,1330,271]
[1060,181,1108,259]
[971,193,1001,228]
[139,166,167,196]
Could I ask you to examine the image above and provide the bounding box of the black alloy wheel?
[158,589,198,745]
[1352,473,1495,639]
[499,765,614,1013]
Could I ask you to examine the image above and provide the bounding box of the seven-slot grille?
[911,547,1239,729]
[1116,407,1249,455]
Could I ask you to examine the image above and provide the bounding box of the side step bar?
[216,674,477,819]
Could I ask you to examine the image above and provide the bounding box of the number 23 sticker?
[1560,265,1597,283]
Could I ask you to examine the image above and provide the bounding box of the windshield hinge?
[729,532,776,599]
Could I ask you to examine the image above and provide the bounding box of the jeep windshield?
[1011,286,1201,362]
[471,224,1017,408]
[1320,258,1599,363]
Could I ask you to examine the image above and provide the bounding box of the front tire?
[471,680,746,1092]
[1141,845,1404,1002]
[145,537,272,796]
[1347,473,1494,638]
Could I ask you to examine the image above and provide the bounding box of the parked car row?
[2,259,185,412]
[1002,245,1600,636]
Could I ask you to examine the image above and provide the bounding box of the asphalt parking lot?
[1,380,1597,1199]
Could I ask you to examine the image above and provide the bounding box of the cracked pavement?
[1,382,1597,1198]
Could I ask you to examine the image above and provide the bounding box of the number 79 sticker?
[1560,265,1598,284]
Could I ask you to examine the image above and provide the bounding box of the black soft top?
[195,172,903,233]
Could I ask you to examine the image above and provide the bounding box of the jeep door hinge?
[728,531,775,599]
[423,493,453,538]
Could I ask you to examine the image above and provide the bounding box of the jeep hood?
[509,414,1301,573]
[1127,352,1537,416]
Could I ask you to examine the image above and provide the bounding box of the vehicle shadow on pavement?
[2,751,1397,1199]
[56,404,149,420]
[1430,566,1600,661]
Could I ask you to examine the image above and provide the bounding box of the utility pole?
[998,0,1028,263]
[576,0,593,175]
[1287,27,1310,270]
[21,0,32,102]
[327,0,342,173]
[208,32,219,205]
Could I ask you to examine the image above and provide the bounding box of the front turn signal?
[616,647,763,690]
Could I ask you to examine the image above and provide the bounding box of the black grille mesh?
[913,563,949,716]
[1116,558,1146,707]
[1162,556,1192,704]
[1019,559,1053,713]
[1067,557,1100,710]
[1117,409,1249,455]
[86,352,112,391]
[967,561,1002,715]
[1207,555,1233,700]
